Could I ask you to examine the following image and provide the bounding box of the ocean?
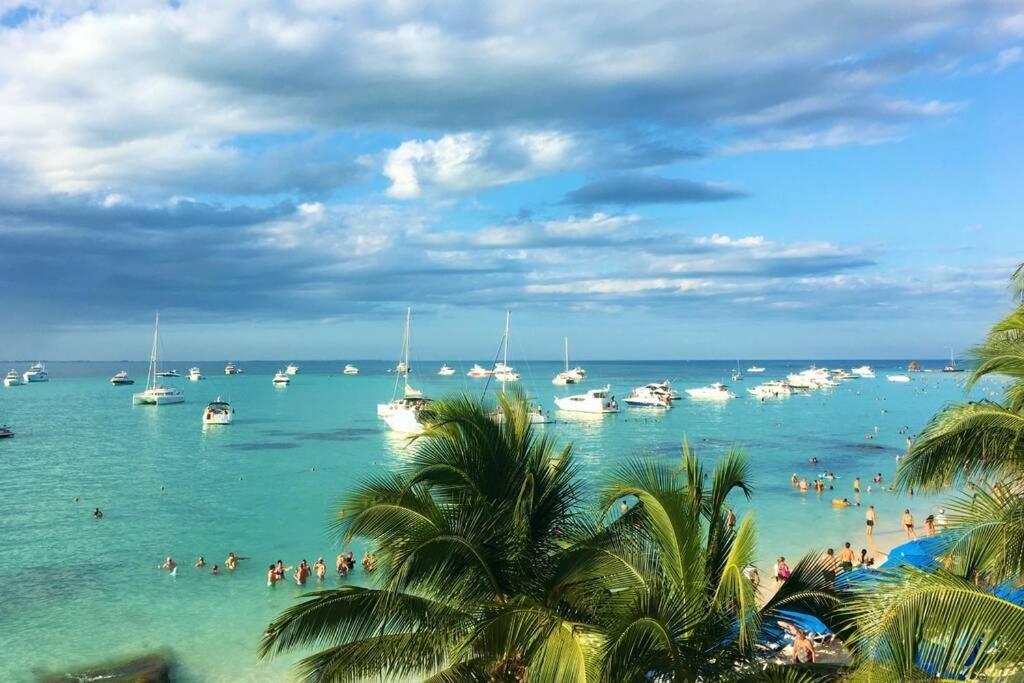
[0,360,1001,681]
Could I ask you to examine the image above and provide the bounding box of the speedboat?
[494,367,520,382]
[623,385,672,408]
[555,385,618,414]
[685,383,737,400]
[747,365,765,373]
[343,364,359,375]
[188,367,204,381]
[155,369,181,378]
[831,369,856,381]
[4,370,23,387]
[437,364,456,376]
[851,365,875,378]
[203,397,234,425]
[285,363,299,375]
[395,361,408,374]
[133,314,185,406]
[224,363,242,375]
[272,371,290,385]
[0,425,13,438]
[110,371,134,385]
[887,374,911,383]
[747,380,791,399]
[467,364,493,378]
[22,363,48,383]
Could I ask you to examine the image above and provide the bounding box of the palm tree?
[260,391,834,681]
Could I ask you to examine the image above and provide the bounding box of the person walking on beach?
[865,505,876,538]
[902,509,916,539]
[924,515,936,536]
[838,543,854,572]
[823,549,838,582]
[773,557,790,585]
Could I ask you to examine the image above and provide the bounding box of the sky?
[1,0,1022,360]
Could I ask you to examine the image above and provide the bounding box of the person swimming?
[832,498,851,507]
[160,557,177,576]
[211,564,220,575]
[93,507,103,519]
[195,556,206,568]
[225,552,238,571]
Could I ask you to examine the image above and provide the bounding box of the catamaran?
[493,312,521,382]
[133,313,185,405]
[378,308,432,434]
[943,349,964,373]
[552,337,582,385]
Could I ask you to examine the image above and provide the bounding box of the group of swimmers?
[159,552,247,576]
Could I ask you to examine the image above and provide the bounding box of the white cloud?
[383,130,575,198]
[994,46,1023,71]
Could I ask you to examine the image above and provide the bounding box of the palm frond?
[942,486,1024,582]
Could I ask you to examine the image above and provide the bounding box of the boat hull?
[133,393,185,405]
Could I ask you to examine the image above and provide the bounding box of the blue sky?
[1,0,1022,360]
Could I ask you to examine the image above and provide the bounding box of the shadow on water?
[262,427,381,442]
[224,442,302,451]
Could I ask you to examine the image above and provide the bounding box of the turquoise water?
[0,360,1003,681]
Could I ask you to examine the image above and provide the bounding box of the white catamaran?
[552,337,582,385]
[133,313,185,405]
[378,308,431,434]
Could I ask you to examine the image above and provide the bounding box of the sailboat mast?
[564,337,569,372]
[403,307,411,392]
[148,312,159,390]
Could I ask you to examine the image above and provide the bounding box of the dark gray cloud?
[563,175,748,205]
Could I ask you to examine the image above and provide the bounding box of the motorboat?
[188,367,204,381]
[343,364,359,375]
[272,371,290,385]
[466,364,493,378]
[437,364,456,376]
[685,383,737,400]
[4,370,23,387]
[133,314,185,406]
[224,363,242,375]
[747,380,791,399]
[851,365,875,378]
[0,425,13,438]
[110,370,135,385]
[555,385,618,414]
[22,363,48,383]
[285,363,299,375]
[887,374,911,383]
[203,397,234,425]
[831,369,856,381]
[747,365,765,373]
[155,369,181,378]
[786,367,836,390]
[623,385,672,408]
[378,309,433,433]
[552,337,582,385]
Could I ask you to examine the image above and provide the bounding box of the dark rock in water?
[36,651,174,682]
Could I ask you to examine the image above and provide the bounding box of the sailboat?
[552,337,582,385]
[133,313,185,405]
[490,311,550,424]
[731,361,745,382]
[377,308,431,433]
[943,348,964,373]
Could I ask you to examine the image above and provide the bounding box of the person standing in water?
[865,505,876,539]
[853,477,861,494]
[225,552,238,571]
[313,557,326,582]
[267,564,278,587]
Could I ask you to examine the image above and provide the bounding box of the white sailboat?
[133,313,185,405]
[552,337,582,385]
[493,312,521,382]
[378,308,431,434]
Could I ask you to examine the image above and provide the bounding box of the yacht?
[188,367,204,381]
[747,380,791,399]
[22,363,48,383]
[555,385,618,414]
[285,363,299,375]
[0,425,13,438]
[887,374,911,383]
[4,370,23,387]
[851,365,875,378]
[343,364,359,375]
[466,363,493,378]
[685,383,737,400]
[552,337,582,385]
[831,369,856,381]
[224,363,242,375]
[786,367,836,390]
[133,314,185,406]
[110,370,134,385]
[155,369,181,378]
[203,397,234,425]
[623,385,672,408]
[437,364,456,376]
[378,308,432,434]
[747,365,765,373]
[272,371,290,385]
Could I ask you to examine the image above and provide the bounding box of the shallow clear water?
[0,360,1003,681]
